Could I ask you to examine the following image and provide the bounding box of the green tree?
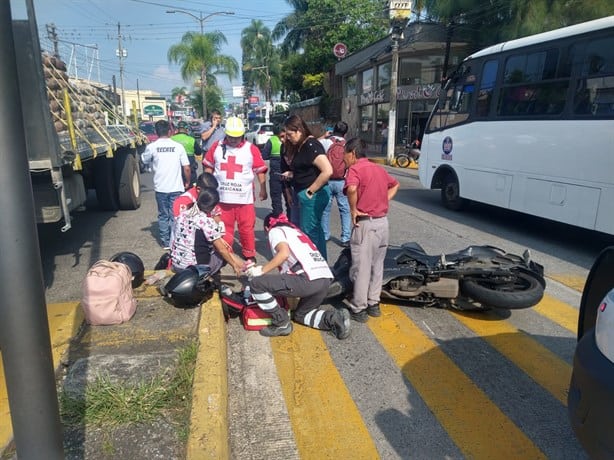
[170,86,188,104]
[168,31,238,118]
[189,85,224,119]
[241,20,282,103]
[423,0,614,52]
[273,0,387,97]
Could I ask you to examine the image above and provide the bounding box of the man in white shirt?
[142,119,191,248]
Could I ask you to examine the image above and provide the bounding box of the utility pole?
[116,22,127,122]
[136,78,141,121]
[45,23,60,58]
[386,1,412,165]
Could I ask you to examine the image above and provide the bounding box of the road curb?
[187,294,229,460]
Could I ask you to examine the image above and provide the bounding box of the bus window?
[476,60,498,117]
[573,37,614,116]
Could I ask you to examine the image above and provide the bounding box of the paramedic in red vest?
[319,120,351,247]
[245,213,350,339]
[203,117,268,263]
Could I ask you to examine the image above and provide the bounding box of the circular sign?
[333,43,347,59]
[143,105,164,116]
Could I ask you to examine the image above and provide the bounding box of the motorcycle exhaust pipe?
[388,278,459,299]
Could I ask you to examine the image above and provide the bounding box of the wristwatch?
[306,189,314,197]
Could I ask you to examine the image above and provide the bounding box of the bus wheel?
[441,174,464,211]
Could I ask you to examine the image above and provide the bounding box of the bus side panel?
[519,178,600,229]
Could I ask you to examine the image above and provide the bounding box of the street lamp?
[386,1,412,165]
[166,9,234,34]
[244,64,271,123]
[166,9,234,117]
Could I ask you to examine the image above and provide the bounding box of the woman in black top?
[282,115,332,260]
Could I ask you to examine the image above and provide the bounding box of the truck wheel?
[94,156,120,211]
[441,173,464,211]
[114,149,141,210]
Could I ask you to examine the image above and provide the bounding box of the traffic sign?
[143,105,164,116]
[333,43,347,59]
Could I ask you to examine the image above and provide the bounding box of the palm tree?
[171,86,188,104]
[168,31,239,118]
[241,20,281,104]
[271,0,309,56]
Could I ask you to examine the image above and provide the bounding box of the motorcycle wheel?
[460,271,544,309]
[395,154,411,168]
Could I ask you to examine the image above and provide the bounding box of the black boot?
[260,306,292,337]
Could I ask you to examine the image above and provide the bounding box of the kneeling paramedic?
[244,213,350,339]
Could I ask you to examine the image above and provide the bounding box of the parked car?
[138,120,177,143]
[568,246,614,459]
[245,123,274,148]
[189,120,203,139]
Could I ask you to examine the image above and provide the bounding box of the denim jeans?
[156,191,182,247]
[321,179,351,243]
[298,185,331,261]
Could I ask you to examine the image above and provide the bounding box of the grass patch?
[59,340,198,429]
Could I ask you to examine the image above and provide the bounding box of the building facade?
[334,22,470,154]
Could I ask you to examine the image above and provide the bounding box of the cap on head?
[225,117,245,137]
[177,120,189,130]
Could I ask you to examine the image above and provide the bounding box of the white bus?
[419,16,614,236]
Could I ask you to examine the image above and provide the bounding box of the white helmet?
[224,117,245,137]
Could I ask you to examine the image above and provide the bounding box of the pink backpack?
[81,260,137,325]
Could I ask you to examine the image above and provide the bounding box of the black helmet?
[177,120,189,130]
[110,251,145,288]
[160,265,215,308]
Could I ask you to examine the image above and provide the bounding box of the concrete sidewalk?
[0,274,229,459]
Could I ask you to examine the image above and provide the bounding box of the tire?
[396,154,411,168]
[441,173,464,211]
[114,149,141,210]
[460,271,544,309]
[94,156,120,211]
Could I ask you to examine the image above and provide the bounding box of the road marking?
[548,274,586,292]
[532,293,579,334]
[370,304,546,459]
[450,309,571,404]
[271,326,379,459]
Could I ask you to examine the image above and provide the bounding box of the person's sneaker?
[326,280,345,299]
[349,309,368,322]
[246,256,257,265]
[340,240,350,248]
[259,321,293,337]
[367,303,381,317]
[330,308,351,340]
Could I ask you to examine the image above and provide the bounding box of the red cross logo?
[220,156,243,179]
[297,232,317,251]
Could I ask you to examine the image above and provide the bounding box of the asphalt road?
[37,164,614,458]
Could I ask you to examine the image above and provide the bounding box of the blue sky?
[10,0,293,100]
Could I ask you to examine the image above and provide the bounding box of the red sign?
[248,96,260,104]
[333,43,347,59]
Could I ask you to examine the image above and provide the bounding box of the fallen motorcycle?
[326,242,546,310]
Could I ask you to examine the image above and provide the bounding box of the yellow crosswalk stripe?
[370,304,546,459]
[532,293,579,334]
[450,308,571,404]
[271,325,380,459]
